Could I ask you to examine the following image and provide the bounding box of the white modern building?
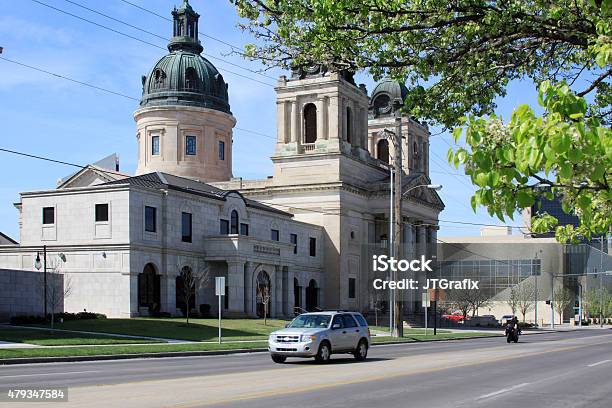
[0,0,443,319]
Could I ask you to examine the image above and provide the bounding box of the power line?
[0,56,138,101]
[0,146,527,232]
[117,0,245,53]
[0,56,278,140]
[61,0,277,82]
[28,0,276,87]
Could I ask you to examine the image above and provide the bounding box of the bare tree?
[256,283,272,326]
[176,261,210,326]
[46,259,72,329]
[446,289,471,320]
[516,280,536,323]
[507,286,520,316]
[553,286,573,325]
[466,289,491,317]
[369,287,384,328]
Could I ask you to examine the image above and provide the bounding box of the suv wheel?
[315,341,331,363]
[271,354,287,363]
[354,339,368,361]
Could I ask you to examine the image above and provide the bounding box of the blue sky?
[0,0,541,241]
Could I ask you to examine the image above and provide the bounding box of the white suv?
[268,311,371,363]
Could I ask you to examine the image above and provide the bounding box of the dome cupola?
[139,0,230,113]
[369,78,408,118]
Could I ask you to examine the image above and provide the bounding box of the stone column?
[316,98,325,142]
[160,274,176,316]
[290,100,298,143]
[286,267,295,316]
[227,260,246,316]
[244,261,255,317]
[328,96,340,140]
[276,101,287,143]
[274,265,283,317]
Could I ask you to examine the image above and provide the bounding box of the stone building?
[0,0,443,319]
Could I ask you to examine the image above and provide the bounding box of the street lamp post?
[34,245,47,317]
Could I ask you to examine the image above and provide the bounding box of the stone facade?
[0,175,324,318]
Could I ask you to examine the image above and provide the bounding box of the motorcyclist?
[508,316,521,335]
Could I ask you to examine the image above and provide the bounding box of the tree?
[233,0,611,242]
[507,285,520,316]
[256,283,272,326]
[176,262,210,326]
[445,289,471,319]
[516,280,536,322]
[553,286,574,324]
[46,259,72,329]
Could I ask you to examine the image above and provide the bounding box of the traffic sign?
[215,277,226,296]
[422,292,431,308]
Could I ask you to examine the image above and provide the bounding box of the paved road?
[0,330,610,407]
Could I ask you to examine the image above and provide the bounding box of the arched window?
[138,263,160,311]
[256,271,271,318]
[306,279,319,311]
[152,69,166,90]
[230,210,239,235]
[303,103,317,144]
[184,67,198,90]
[346,107,352,143]
[377,139,389,164]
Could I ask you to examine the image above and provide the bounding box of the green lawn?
[0,341,268,359]
[370,326,452,335]
[33,318,288,342]
[0,327,163,346]
[0,330,499,360]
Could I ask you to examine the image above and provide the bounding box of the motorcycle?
[505,324,519,343]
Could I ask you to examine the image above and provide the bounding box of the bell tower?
[272,66,375,185]
[134,0,235,182]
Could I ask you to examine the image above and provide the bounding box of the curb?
[0,329,570,365]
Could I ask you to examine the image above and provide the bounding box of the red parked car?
[442,312,465,322]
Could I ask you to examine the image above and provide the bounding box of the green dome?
[139,1,231,114]
[369,78,408,117]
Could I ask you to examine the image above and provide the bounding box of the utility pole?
[388,167,394,335]
[392,99,403,338]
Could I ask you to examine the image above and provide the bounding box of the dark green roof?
[139,1,231,114]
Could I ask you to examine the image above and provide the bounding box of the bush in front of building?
[517,322,534,329]
[200,304,211,317]
[9,312,107,325]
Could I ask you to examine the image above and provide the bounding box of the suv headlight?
[301,334,316,342]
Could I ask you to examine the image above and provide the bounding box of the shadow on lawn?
[47,318,282,341]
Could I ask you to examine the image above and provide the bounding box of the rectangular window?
[290,233,297,254]
[145,206,156,232]
[309,237,316,257]
[218,140,225,160]
[182,212,192,243]
[151,135,160,156]
[271,229,279,241]
[95,203,109,222]
[240,223,249,236]
[348,278,356,299]
[186,135,197,155]
[42,207,55,225]
[220,219,229,235]
[224,286,229,309]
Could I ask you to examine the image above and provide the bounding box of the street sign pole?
[215,277,226,344]
[422,292,430,336]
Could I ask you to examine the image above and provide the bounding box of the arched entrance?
[255,271,271,318]
[305,279,319,311]
[138,263,160,312]
[294,277,301,312]
[377,139,389,164]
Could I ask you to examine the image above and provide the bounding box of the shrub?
[10,315,46,325]
[199,304,211,317]
[518,322,534,329]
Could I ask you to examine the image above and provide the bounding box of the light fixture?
[34,252,42,270]
[426,184,443,191]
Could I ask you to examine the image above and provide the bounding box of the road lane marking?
[0,370,99,379]
[476,383,530,400]
[587,359,611,367]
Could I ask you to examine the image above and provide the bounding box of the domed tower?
[134,0,235,182]
[367,78,429,175]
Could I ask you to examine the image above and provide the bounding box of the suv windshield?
[288,314,331,328]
